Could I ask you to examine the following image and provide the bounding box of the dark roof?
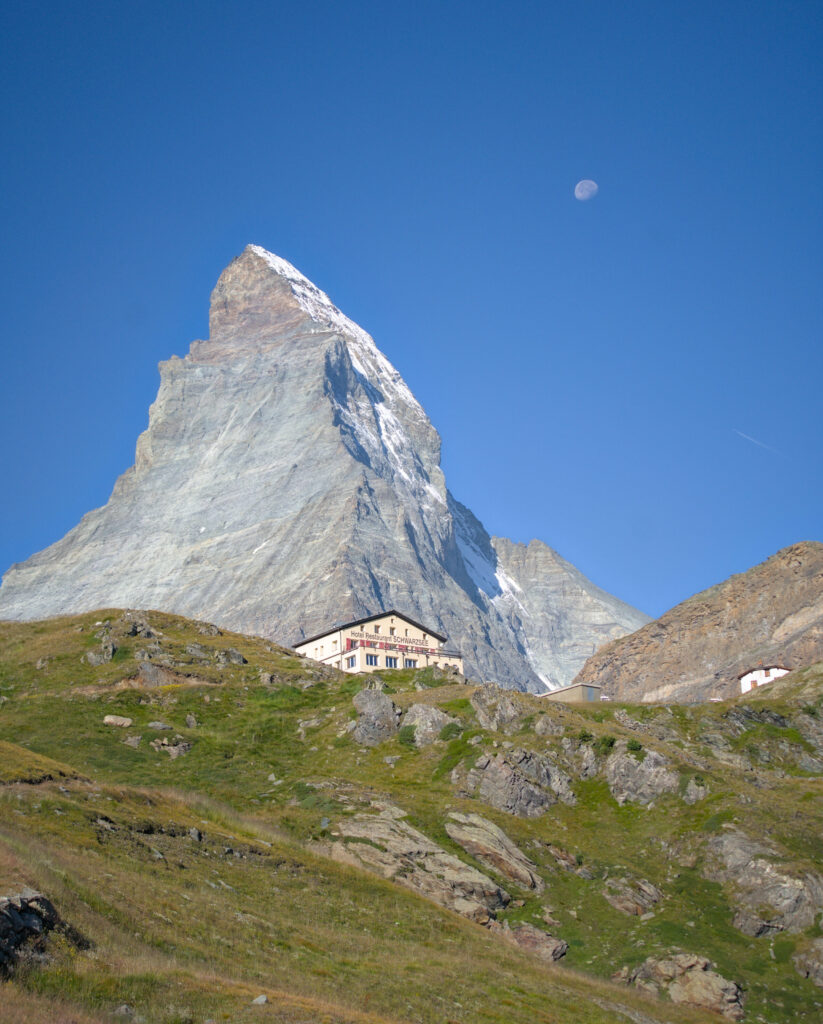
[736,664,790,679]
[294,609,448,648]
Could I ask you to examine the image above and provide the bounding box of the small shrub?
[575,852,584,866]
[802,704,819,718]
[577,729,594,743]
[439,721,462,742]
[627,738,642,753]
[398,725,417,748]
[593,735,616,756]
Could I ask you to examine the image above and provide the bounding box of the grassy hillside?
[1,610,822,1023]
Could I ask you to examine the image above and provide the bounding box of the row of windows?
[351,654,418,669]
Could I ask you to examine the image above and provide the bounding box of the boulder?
[489,920,567,962]
[604,748,679,806]
[149,734,192,759]
[217,647,247,665]
[705,830,823,935]
[0,890,87,975]
[534,714,564,738]
[403,704,456,746]
[470,687,527,733]
[103,715,133,728]
[329,806,509,922]
[85,639,117,666]
[683,777,708,805]
[466,748,575,817]
[619,953,744,1020]
[445,811,544,892]
[352,689,400,746]
[603,877,662,916]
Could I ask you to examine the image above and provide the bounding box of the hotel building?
[293,610,463,675]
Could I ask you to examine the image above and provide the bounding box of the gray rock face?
[329,805,510,923]
[466,748,575,817]
[445,811,544,892]
[705,830,823,936]
[403,704,455,746]
[604,748,679,806]
[470,686,529,733]
[352,689,400,746]
[0,245,648,692]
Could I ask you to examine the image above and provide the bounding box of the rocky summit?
[573,541,823,702]
[0,245,647,690]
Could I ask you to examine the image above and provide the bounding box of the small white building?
[540,681,603,704]
[293,610,463,675]
[738,665,790,694]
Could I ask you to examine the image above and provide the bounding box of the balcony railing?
[346,639,461,658]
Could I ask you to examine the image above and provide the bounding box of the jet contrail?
[733,429,778,454]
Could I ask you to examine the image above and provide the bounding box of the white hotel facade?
[293,610,464,675]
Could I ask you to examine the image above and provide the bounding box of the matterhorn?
[0,245,648,690]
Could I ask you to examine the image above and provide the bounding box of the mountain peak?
[205,244,373,353]
[0,245,648,690]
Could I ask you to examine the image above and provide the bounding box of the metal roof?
[294,609,448,648]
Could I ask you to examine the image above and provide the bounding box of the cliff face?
[0,245,648,690]
[573,542,823,702]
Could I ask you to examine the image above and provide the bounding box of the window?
[346,656,356,669]
[366,654,378,666]
[374,624,381,634]
[404,628,409,637]
[389,627,395,636]
[404,658,417,668]
[422,634,427,642]
[385,656,398,668]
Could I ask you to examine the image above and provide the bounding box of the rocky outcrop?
[489,920,567,962]
[604,748,679,806]
[0,245,647,692]
[616,953,744,1020]
[0,889,87,974]
[352,689,400,746]
[574,542,823,702]
[445,811,544,892]
[328,805,509,923]
[466,748,575,817]
[403,704,456,746]
[704,830,823,935]
[794,938,823,988]
[603,877,662,916]
[84,638,117,666]
[149,734,192,759]
[470,687,529,733]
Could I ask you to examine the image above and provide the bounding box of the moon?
[574,179,599,201]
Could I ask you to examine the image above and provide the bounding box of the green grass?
[1,613,823,1023]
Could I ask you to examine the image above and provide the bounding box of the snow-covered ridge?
[247,244,421,414]
[248,244,444,508]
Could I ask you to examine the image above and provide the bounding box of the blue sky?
[1,1,820,618]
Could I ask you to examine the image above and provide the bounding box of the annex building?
[293,610,464,676]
